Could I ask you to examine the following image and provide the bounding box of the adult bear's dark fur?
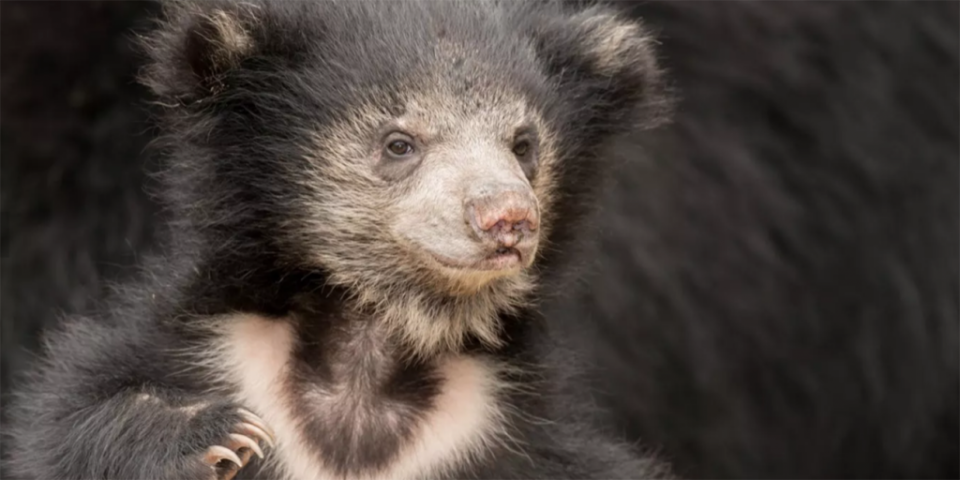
[0,0,163,401]
[2,1,957,479]
[547,3,959,478]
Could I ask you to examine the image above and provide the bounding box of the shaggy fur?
[5,1,673,479]
[2,2,957,479]
[546,2,960,478]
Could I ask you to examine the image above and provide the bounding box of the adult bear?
[544,2,959,478]
[1,0,164,404]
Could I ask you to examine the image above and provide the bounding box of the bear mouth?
[428,247,524,272]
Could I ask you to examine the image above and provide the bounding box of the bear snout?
[464,189,540,259]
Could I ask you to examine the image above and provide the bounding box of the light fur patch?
[575,11,653,77]
[206,9,253,58]
[171,3,259,70]
[133,393,211,416]
[209,314,511,480]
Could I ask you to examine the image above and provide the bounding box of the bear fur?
[547,3,959,477]
[2,1,957,479]
[4,1,674,479]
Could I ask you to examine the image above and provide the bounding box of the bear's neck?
[287,285,509,361]
[290,306,416,391]
[168,244,540,361]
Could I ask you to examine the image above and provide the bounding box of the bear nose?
[465,189,539,248]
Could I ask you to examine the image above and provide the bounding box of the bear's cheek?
[386,167,479,265]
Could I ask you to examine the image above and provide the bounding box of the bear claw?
[204,445,243,468]
[202,409,275,480]
[236,421,275,449]
[238,408,276,439]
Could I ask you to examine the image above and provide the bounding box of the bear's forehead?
[272,0,552,137]
[298,0,542,85]
[317,87,535,150]
[306,54,545,132]
[396,90,533,139]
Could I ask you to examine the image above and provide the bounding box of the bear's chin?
[413,248,530,295]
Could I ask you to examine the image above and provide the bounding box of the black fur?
[2,2,957,479]
[547,2,960,478]
[0,0,163,407]
[4,1,672,479]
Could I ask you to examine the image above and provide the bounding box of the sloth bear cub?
[7,1,672,479]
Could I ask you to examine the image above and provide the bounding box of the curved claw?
[236,422,276,449]
[226,433,265,459]
[238,408,276,439]
[204,445,243,468]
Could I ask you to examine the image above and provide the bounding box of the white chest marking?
[213,314,507,480]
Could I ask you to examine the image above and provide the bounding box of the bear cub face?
[308,56,551,297]
[144,0,668,355]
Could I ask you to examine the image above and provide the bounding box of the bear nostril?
[465,189,540,243]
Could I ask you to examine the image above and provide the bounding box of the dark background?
[2,1,958,478]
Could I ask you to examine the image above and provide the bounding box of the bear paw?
[201,408,276,480]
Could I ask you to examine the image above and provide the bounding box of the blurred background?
[1,1,957,478]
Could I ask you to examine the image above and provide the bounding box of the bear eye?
[511,133,538,180]
[386,139,414,157]
[512,140,530,157]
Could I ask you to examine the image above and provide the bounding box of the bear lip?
[427,248,524,272]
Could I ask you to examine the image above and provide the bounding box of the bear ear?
[141,1,260,102]
[531,6,672,129]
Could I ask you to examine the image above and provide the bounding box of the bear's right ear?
[141,1,260,103]
[530,5,672,131]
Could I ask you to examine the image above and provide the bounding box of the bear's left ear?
[140,1,263,104]
[531,6,672,131]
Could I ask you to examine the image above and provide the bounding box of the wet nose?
[465,189,540,247]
